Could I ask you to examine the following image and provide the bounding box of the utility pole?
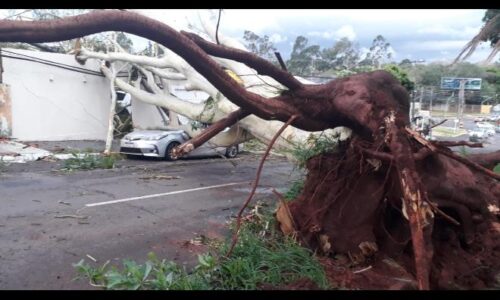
[0,48,3,84]
[458,79,466,120]
[419,86,424,115]
[411,89,416,121]
[429,87,434,117]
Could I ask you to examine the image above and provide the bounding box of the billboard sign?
[440,77,482,90]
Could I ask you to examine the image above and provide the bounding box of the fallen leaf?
[276,201,295,235]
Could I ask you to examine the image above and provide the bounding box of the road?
[432,116,500,154]
[0,153,298,289]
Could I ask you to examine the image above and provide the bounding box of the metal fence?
[409,86,499,117]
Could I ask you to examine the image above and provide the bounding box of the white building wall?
[2,48,110,141]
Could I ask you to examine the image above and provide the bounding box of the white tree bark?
[103,63,117,155]
[79,13,352,154]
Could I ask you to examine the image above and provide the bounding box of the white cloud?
[388,46,397,60]
[269,33,288,44]
[308,25,357,41]
[402,40,471,52]
[416,25,481,39]
[359,47,370,60]
[335,25,357,41]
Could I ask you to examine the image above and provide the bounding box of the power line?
[0,49,129,78]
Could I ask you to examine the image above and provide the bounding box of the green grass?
[432,126,468,137]
[62,152,118,171]
[458,146,469,157]
[288,132,341,169]
[283,179,305,201]
[73,203,329,290]
[494,164,500,174]
[0,158,7,172]
[243,139,267,152]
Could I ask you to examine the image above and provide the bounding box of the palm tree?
[454,9,499,64]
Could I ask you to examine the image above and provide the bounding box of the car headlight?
[145,135,168,141]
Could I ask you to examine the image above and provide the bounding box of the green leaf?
[494,163,500,174]
[165,272,173,285]
[143,262,152,282]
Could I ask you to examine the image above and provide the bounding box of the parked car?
[120,129,239,160]
[487,114,500,122]
[468,128,488,142]
[475,122,496,136]
[474,116,486,122]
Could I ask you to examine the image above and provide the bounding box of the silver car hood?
[124,129,185,140]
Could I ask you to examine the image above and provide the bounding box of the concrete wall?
[1,48,110,141]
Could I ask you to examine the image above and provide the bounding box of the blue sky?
[137,9,497,64]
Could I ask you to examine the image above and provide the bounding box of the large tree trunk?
[0,10,498,290]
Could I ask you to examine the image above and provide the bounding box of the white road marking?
[85,181,251,207]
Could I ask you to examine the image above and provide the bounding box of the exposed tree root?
[285,138,499,289]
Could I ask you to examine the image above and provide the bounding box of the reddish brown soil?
[288,146,500,290]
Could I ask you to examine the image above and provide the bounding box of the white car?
[475,122,496,136]
[120,129,239,160]
[469,128,488,142]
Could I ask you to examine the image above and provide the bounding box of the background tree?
[242,30,278,63]
[359,35,392,68]
[454,9,500,64]
[383,64,415,92]
[286,36,322,75]
[316,37,360,72]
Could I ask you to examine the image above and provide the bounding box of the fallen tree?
[0,10,498,290]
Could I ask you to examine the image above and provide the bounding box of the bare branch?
[0,10,296,123]
[173,109,250,158]
[181,31,304,91]
[467,150,500,170]
[436,148,500,181]
[432,141,483,148]
[100,65,210,121]
[226,114,299,258]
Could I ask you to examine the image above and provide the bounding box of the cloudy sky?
[134,9,497,64]
[1,9,496,64]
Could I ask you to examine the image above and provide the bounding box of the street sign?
[440,77,482,90]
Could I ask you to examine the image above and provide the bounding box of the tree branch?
[436,148,500,181]
[181,31,304,91]
[432,141,483,148]
[0,10,299,124]
[226,114,299,258]
[467,150,500,170]
[100,65,211,121]
[173,108,250,158]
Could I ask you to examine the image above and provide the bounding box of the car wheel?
[165,142,180,161]
[225,145,238,158]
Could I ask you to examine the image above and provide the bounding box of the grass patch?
[243,139,267,152]
[0,158,7,172]
[62,152,118,171]
[432,126,468,137]
[73,203,329,290]
[458,146,469,157]
[288,132,341,169]
[494,164,500,174]
[283,179,305,201]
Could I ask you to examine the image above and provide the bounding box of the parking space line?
[85,181,251,207]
